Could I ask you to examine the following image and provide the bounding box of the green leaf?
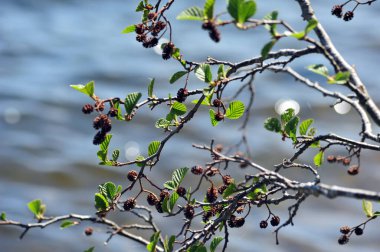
[210,237,224,252]
[299,119,314,136]
[204,0,216,20]
[70,81,95,97]
[172,167,189,187]
[84,247,95,252]
[313,151,324,167]
[112,149,120,161]
[169,192,179,211]
[94,193,109,211]
[147,231,161,252]
[307,64,329,77]
[373,211,380,216]
[264,117,281,132]
[122,25,136,34]
[284,116,299,140]
[104,182,117,200]
[177,6,204,21]
[328,71,350,85]
[305,18,318,35]
[148,141,161,156]
[195,64,212,83]
[264,11,279,36]
[135,155,145,167]
[217,64,226,79]
[261,40,276,60]
[170,71,187,84]
[116,185,122,194]
[148,78,155,97]
[171,102,187,116]
[209,109,219,126]
[362,200,373,218]
[225,100,245,119]
[60,220,78,229]
[308,127,317,137]
[164,235,176,252]
[155,118,171,129]
[228,0,257,25]
[164,180,176,190]
[124,92,142,115]
[1,212,6,221]
[161,197,170,213]
[27,199,42,218]
[100,134,112,152]
[223,183,237,198]
[281,108,295,125]
[136,1,144,12]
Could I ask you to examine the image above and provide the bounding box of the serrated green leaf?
[100,134,112,152]
[27,199,42,217]
[308,127,317,137]
[172,167,189,187]
[161,197,169,213]
[104,182,117,200]
[195,64,212,83]
[84,247,95,252]
[284,116,299,140]
[122,24,136,34]
[135,155,145,167]
[94,193,109,211]
[299,119,314,135]
[112,149,120,161]
[210,237,224,252]
[70,81,95,97]
[97,150,107,163]
[147,231,161,252]
[155,118,171,129]
[307,64,329,77]
[171,102,187,116]
[169,192,179,211]
[124,92,142,115]
[136,1,144,12]
[261,40,276,60]
[362,200,373,218]
[60,220,79,229]
[204,0,216,20]
[148,141,161,156]
[177,6,204,21]
[116,185,122,194]
[217,64,226,79]
[228,0,256,25]
[281,108,295,125]
[148,78,155,97]
[166,112,176,122]
[313,151,324,167]
[310,140,320,148]
[264,11,279,36]
[192,99,211,106]
[0,212,6,221]
[328,71,350,85]
[113,101,124,121]
[164,180,176,190]
[164,235,176,252]
[209,109,219,126]
[223,183,237,198]
[225,100,245,119]
[170,71,187,84]
[264,117,282,132]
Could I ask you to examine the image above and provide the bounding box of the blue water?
[1,0,380,251]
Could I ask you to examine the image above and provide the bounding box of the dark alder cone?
[340,226,351,234]
[347,165,360,175]
[123,198,136,211]
[206,185,218,203]
[147,193,159,206]
[218,184,227,194]
[82,104,94,114]
[155,202,163,213]
[202,211,213,222]
[214,111,224,121]
[338,235,349,245]
[236,205,245,214]
[147,12,156,20]
[142,37,158,48]
[127,170,138,181]
[135,23,145,34]
[270,215,280,226]
[136,34,146,42]
[209,27,221,43]
[260,220,268,229]
[93,131,106,145]
[160,190,170,201]
[184,204,195,219]
[176,187,186,197]
[212,99,222,107]
[342,157,351,166]
[228,215,236,228]
[222,175,233,186]
[331,5,343,18]
[327,155,336,163]
[343,11,354,21]
[354,227,363,236]
[162,42,175,60]
[234,217,245,228]
[191,165,203,175]
[93,114,109,130]
[214,144,223,153]
[109,107,118,117]
[202,21,213,30]
[84,227,93,236]
[95,101,105,112]
[206,167,219,177]
[177,88,189,103]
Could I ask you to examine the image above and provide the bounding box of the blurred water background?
[1,0,380,251]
